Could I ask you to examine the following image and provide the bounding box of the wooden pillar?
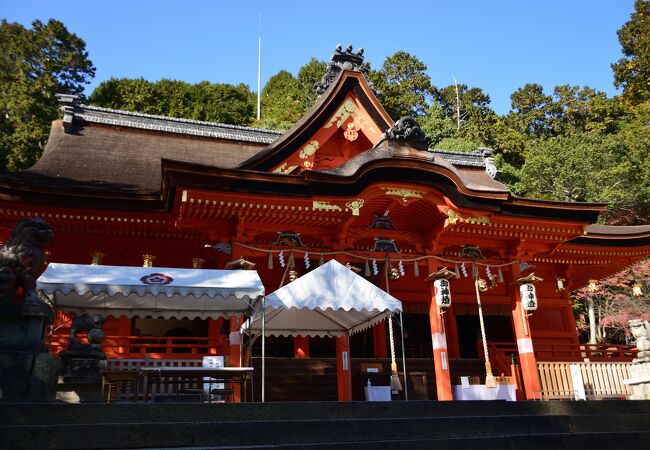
[426,260,453,401]
[229,316,242,402]
[445,305,461,359]
[510,265,542,400]
[335,335,352,401]
[373,322,388,358]
[294,336,309,358]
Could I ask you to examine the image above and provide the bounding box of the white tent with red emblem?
[37,263,265,319]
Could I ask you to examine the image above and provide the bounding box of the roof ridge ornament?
[55,93,80,133]
[480,147,501,181]
[381,117,432,151]
[315,44,378,95]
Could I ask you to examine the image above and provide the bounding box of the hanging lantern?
[514,273,544,313]
[632,283,643,297]
[425,267,457,309]
[433,279,452,308]
[91,250,104,266]
[142,254,156,268]
[519,284,538,312]
[588,279,597,293]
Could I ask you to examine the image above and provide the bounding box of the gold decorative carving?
[273,163,298,174]
[324,98,356,129]
[91,250,105,266]
[299,140,320,159]
[380,187,424,205]
[345,198,365,216]
[344,122,359,141]
[142,254,156,268]
[312,201,342,212]
[192,257,204,269]
[445,208,461,225]
[465,215,490,224]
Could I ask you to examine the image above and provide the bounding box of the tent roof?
[248,259,402,337]
[37,263,264,320]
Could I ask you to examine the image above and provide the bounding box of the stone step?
[2,413,649,450]
[2,400,650,426]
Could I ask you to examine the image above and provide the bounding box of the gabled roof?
[240,70,393,172]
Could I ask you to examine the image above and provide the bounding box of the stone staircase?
[1,400,649,449]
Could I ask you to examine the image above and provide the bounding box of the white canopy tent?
[244,259,407,401]
[37,263,265,320]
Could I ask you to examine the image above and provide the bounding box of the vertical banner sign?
[434,279,452,308]
[342,351,349,370]
[520,283,538,312]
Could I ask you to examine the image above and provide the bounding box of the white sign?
[342,351,349,370]
[461,376,470,389]
[441,351,448,371]
[520,283,538,311]
[569,364,586,400]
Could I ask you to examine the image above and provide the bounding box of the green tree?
[89,78,255,125]
[432,84,497,146]
[612,0,650,105]
[370,51,433,119]
[515,131,647,223]
[0,19,95,171]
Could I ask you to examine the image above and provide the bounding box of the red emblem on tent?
[140,273,174,285]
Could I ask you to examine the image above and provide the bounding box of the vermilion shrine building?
[1,47,648,402]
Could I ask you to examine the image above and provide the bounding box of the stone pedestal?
[625,362,650,400]
[0,302,60,401]
[56,347,106,403]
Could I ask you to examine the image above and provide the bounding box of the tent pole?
[399,312,408,401]
[261,296,265,403]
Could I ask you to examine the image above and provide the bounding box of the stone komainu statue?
[629,319,650,363]
[0,218,53,303]
[69,313,105,348]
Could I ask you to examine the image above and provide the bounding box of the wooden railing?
[480,341,637,370]
[50,335,224,359]
[537,361,632,400]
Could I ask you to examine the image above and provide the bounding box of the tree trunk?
[588,297,597,344]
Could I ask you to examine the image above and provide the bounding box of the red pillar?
[335,335,352,401]
[373,322,388,358]
[510,265,542,400]
[426,260,453,401]
[229,316,242,402]
[445,305,461,359]
[294,336,309,358]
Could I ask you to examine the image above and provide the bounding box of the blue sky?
[1,0,636,115]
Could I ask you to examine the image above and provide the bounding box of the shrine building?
[1,45,649,402]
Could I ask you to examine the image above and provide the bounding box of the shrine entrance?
[456,314,515,359]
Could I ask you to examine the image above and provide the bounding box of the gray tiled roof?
[75,104,282,145]
[429,149,486,167]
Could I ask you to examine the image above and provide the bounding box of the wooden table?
[139,366,254,403]
[100,370,141,403]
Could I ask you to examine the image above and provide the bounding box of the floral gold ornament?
[191,257,204,269]
[324,98,357,129]
[555,277,565,292]
[445,208,460,225]
[299,140,320,159]
[344,122,359,141]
